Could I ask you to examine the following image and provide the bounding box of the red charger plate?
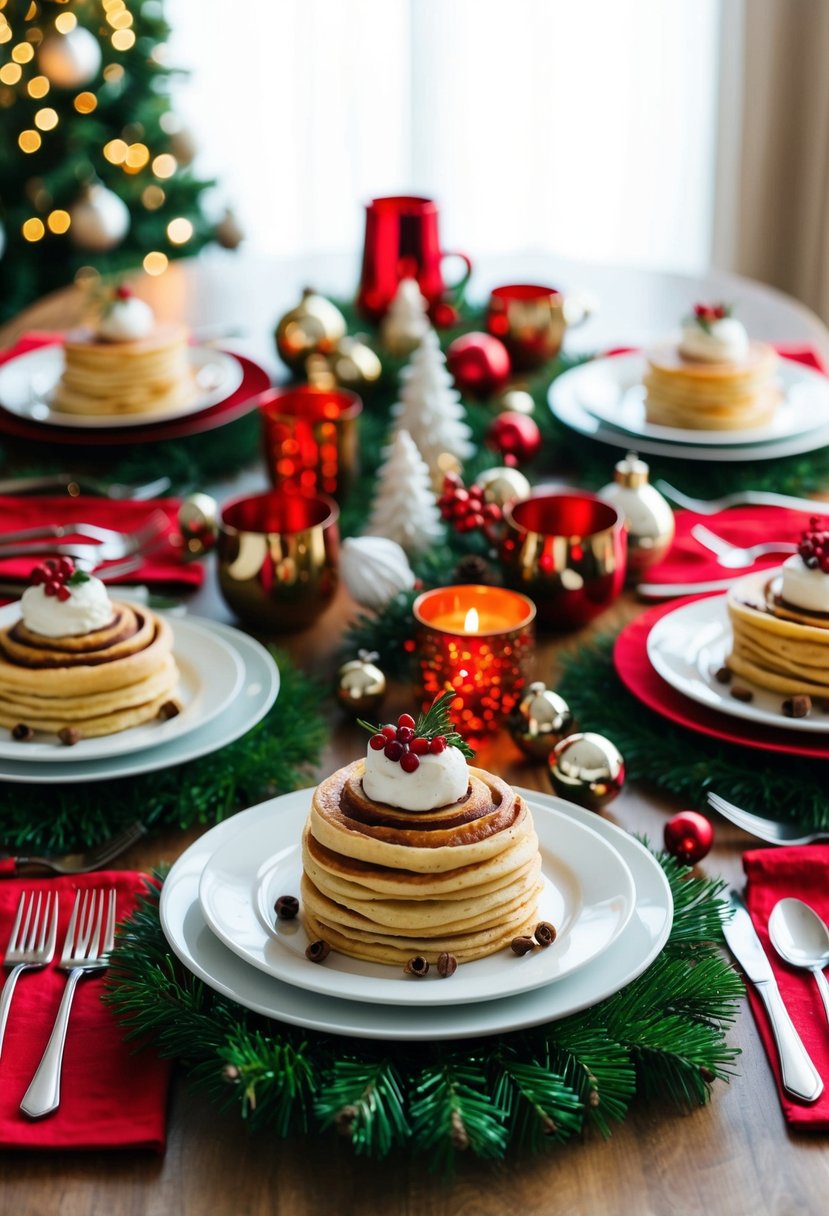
[614,597,829,760]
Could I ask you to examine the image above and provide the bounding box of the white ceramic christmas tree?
[364,429,444,556]
[380,277,432,357]
[391,328,474,486]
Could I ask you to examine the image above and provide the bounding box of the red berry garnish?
[44,559,57,573]
[57,585,71,602]
[397,713,416,730]
[400,751,420,773]
[30,567,46,586]
[384,740,404,761]
[397,726,415,744]
[430,736,447,754]
[369,734,386,750]
[410,737,430,755]
[56,557,74,578]
[44,581,58,597]
[115,284,133,299]
[381,725,397,740]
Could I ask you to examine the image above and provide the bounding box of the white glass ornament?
[38,27,102,89]
[341,537,416,610]
[69,184,130,252]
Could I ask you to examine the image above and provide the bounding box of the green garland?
[106,857,742,1167]
[557,636,829,829]
[0,650,326,854]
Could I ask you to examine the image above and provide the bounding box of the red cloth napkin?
[743,846,829,1129]
[0,495,203,590]
[0,872,172,1151]
[644,505,822,587]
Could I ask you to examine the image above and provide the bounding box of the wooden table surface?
[2,256,828,1216]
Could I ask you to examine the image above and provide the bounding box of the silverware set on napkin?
[0,888,116,1118]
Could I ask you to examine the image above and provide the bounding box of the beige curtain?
[714,0,829,322]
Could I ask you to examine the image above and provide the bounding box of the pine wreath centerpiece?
[106,854,742,1167]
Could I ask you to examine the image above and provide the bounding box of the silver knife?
[723,891,823,1102]
[636,577,738,599]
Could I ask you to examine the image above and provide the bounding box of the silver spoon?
[768,898,829,1026]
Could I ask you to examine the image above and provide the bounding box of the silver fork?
[0,891,59,1060]
[20,888,116,1119]
[0,821,146,877]
[707,791,829,845]
[690,524,798,569]
[655,480,828,517]
[0,510,169,563]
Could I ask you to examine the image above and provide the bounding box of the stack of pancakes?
[301,759,543,965]
[643,342,779,430]
[0,603,180,738]
[54,324,196,416]
[727,573,829,696]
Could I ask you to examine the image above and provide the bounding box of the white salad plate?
[646,591,829,735]
[0,344,245,429]
[0,618,279,783]
[549,354,829,463]
[198,799,636,1007]
[566,352,829,448]
[160,790,673,1041]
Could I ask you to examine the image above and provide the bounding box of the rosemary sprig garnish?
[357,691,475,759]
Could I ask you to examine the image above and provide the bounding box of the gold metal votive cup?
[260,384,362,503]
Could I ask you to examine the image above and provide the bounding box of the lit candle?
[412,584,536,738]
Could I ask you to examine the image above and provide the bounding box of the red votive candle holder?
[260,384,362,503]
[412,584,536,738]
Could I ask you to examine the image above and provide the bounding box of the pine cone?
[452,554,495,585]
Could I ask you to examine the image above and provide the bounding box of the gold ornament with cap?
[475,465,531,510]
[597,451,675,579]
[178,493,219,558]
[274,287,347,374]
[323,335,382,393]
[548,731,625,809]
[336,651,387,716]
[508,681,574,760]
[495,387,536,416]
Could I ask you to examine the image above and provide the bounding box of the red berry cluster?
[114,285,134,300]
[437,472,502,536]
[693,302,729,323]
[368,712,447,773]
[798,517,829,572]
[29,557,77,601]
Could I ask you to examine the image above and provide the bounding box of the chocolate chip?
[305,939,330,963]
[11,723,34,742]
[158,700,182,721]
[534,921,557,948]
[274,895,299,920]
[510,935,536,956]
[714,666,732,685]
[404,955,430,977]
[782,695,812,719]
[730,686,754,703]
[436,952,458,978]
[57,727,82,746]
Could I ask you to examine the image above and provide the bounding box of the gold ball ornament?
[508,681,574,760]
[177,493,219,558]
[496,388,535,416]
[336,651,387,716]
[475,466,531,509]
[215,208,245,250]
[275,287,347,374]
[325,336,382,393]
[597,452,675,578]
[548,731,625,809]
[69,184,130,252]
[38,26,102,89]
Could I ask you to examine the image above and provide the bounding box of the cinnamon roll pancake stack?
[301,699,543,965]
[0,560,180,740]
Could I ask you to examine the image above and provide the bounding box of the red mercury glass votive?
[412,584,536,739]
[260,384,362,503]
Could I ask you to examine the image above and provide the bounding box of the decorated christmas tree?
[0,0,222,322]
[364,428,444,556]
[392,328,475,487]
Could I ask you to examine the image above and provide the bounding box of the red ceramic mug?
[356,196,472,323]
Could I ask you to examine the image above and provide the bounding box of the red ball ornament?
[663,811,714,865]
[446,332,511,400]
[486,411,542,466]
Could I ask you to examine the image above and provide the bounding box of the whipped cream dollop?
[21,575,115,637]
[679,317,750,363]
[780,554,829,615]
[362,743,469,812]
[97,294,155,342]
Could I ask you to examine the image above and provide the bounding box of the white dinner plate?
[0,618,278,783]
[0,344,245,430]
[0,605,244,763]
[198,798,636,1008]
[646,589,829,734]
[160,790,673,1040]
[568,353,829,448]
[549,357,829,463]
